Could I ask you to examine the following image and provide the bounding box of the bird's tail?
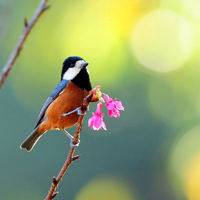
[20,127,42,152]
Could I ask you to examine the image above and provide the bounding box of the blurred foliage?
[1,0,200,199]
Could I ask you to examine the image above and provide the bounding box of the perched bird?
[20,56,92,151]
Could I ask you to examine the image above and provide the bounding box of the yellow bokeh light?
[168,126,200,198]
[183,152,200,200]
[131,9,194,73]
[181,0,200,18]
[56,0,142,86]
[169,126,200,179]
[10,0,143,110]
[74,175,136,200]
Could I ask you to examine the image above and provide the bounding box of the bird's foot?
[62,107,89,117]
[70,138,80,147]
[61,129,80,147]
[77,107,89,115]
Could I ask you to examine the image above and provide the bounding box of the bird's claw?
[77,107,89,115]
[70,138,80,147]
[62,107,89,117]
[61,129,80,147]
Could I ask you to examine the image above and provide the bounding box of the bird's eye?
[70,63,75,67]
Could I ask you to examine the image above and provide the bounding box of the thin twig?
[45,93,93,200]
[0,0,50,89]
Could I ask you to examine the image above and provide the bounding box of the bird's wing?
[34,79,69,128]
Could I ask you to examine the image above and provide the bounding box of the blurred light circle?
[181,0,200,18]
[183,152,200,200]
[169,126,200,179]
[168,126,200,198]
[131,9,194,73]
[75,176,136,200]
[57,0,140,88]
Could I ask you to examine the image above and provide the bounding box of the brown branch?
[45,93,93,200]
[0,0,50,89]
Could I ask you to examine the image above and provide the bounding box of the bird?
[20,56,92,152]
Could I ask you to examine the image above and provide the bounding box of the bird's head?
[61,56,91,91]
[61,56,89,81]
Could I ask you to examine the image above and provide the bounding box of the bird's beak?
[80,62,89,69]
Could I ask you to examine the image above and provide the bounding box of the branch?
[0,0,50,89]
[45,93,93,200]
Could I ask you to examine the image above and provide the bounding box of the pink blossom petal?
[103,94,110,104]
[101,121,107,130]
[88,103,107,131]
[108,108,120,118]
[106,103,115,111]
[114,100,124,110]
[88,114,95,129]
[96,103,102,115]
[103,94,124,118]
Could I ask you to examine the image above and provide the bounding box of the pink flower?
[88,103,107,130]
[103,94,124,118]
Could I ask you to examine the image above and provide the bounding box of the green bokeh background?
[1,0,200,199]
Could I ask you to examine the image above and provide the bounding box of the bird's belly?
[42,82,89,131]
[46,94,83,129]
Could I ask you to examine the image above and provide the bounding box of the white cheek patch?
[63,67,81,80]
[62,60,86,80]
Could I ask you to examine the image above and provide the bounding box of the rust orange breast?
[38,81,89,133]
